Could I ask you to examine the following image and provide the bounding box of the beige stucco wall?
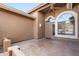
[37,12,45,39]
[29,11,39,39]
[73,5,79,39]
[30,11,45,39]
[0,9,34,45]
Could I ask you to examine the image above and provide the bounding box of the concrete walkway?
[12,39,79,56]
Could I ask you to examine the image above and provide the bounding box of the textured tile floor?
[0,53,4,56]
[12,39,79,56]
[0,46,4,56]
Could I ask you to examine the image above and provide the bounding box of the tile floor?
[12,38,79,56]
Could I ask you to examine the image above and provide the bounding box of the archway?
[55,11,78,39]
[45,16,55,39]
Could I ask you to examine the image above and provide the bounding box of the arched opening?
[45,16,55,22]
[55,11,78,39]
[45,16,55,39]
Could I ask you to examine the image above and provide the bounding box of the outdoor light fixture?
[39,23,42,27]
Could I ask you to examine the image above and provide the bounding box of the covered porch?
[33,3,78,39]
[0,3,79,56]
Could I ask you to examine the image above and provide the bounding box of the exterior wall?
[30,12,39,39]
[37,12,45,39]
[44,4,79,40]
[0,9,34,45]
[45,6,67,39]
[29,3,79,40]
[30,11,45,39]
[62,5,79,40]
[45,22,52,39]
[45,6,67,18]
[73,5,79,39]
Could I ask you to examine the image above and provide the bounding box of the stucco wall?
[29,11,39,39]
[73,5,79,39]
[37,12,45,39]
[30,11,45,39]
[0,9,34,45]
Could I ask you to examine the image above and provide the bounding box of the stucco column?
[33,12,39,39]
[67,3,72,9]
[36,12,45,39]
[3,38,11,52]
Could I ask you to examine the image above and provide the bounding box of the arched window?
[45,16,55,23]
[58,14,75,35]
[55,11,78,39]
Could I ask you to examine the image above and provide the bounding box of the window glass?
[58,13,75,35]
[47,17,55,22]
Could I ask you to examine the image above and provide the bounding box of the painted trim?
[55,11,78,39]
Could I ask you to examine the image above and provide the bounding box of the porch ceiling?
[54,3,66,7]
[39,3,66,14]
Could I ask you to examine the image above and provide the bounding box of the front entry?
[45,22,52,39]
[45,16,55,39]
[45,22,55,39]
[52,24,55,36]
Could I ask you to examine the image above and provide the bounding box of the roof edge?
[27,3,49,14]
[0,3,35,20]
